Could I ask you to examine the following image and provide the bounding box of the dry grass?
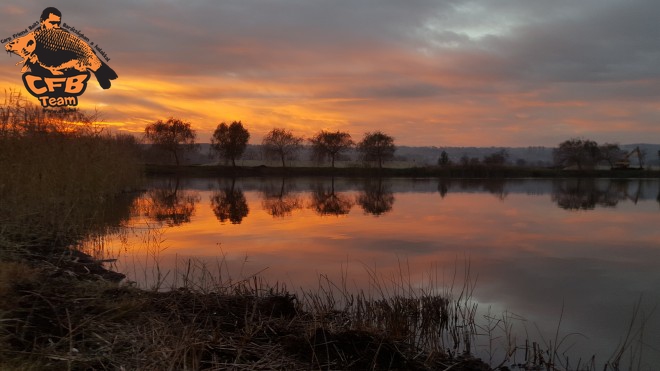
[0,252,494,370]
[0,90,142,250]
[1,246,652,370]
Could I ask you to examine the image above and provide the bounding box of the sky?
[1,0,660,146]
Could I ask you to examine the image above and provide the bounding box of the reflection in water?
[259,178,303,218]
[436,178,651,211]
[309,178,354,216]
[136,178,200,226]
[458,179,508,200]
[550,179,642,210]
[210,179,249,224]
[437,179,508,200]
[357,178,395,216]
[438,179,449,198]
[103,177,660,367]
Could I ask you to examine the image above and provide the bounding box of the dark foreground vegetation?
[0,93,650,370]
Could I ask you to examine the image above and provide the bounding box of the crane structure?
[613,146,642,169]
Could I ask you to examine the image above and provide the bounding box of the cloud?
[2,0,659,145]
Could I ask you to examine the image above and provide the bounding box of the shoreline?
[1,243,492,370]
[144,163,660,179]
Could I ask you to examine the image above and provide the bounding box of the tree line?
[143,117,396,168]
[138,178,398,225]
[142,117,655,170]
[552,138,648,170]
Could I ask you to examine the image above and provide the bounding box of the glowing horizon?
[2,1,660,147]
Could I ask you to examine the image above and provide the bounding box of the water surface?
[94,177,660,367]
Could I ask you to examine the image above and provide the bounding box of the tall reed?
[0,90,143,249]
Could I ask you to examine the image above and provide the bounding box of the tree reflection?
[481,180,508,200]
[437,179,450,199]
[260,178,303,218]
[357,178,395,216]
[137,178,200,226]
[551,179,633,210]
[210,179,249,224]
[608,179,643,205]
[450,179,508,200]
[309,178,354,216]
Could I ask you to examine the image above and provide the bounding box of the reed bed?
[3,248,651,370]
[0,252,493,370]
[0,90,142,250]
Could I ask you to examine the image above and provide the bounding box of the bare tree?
[553,138,600,170]
[262,128,303,167]
[483,149,509,166]
[309,130,354,168]
[144,117,196,165]
[438,150,451,166]
[211,121,250,167]
[357,131,396,169]
[599,143,623,169]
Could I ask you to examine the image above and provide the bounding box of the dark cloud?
[2,0,659,145]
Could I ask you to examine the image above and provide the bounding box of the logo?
[3,7,117,108]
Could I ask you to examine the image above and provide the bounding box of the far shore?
[144,163,660,178]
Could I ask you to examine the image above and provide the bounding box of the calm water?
[94,177,660,367]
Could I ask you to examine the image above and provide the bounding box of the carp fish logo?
[4,7,117,108]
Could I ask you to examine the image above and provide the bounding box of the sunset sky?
[2,0,659,146]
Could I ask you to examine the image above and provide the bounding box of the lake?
[90,177,660,368]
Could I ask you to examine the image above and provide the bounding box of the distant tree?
[144,117,196,165]
[309,130,354,168]
[483,149,509,166]
[515,158,527,167]
[357,131,396,169]
[459,154,470,166]
[438,150,451,166]
[211,121,250,167]
[262,128,304,167]
[553,138,600,170]
[599,143,623,169]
